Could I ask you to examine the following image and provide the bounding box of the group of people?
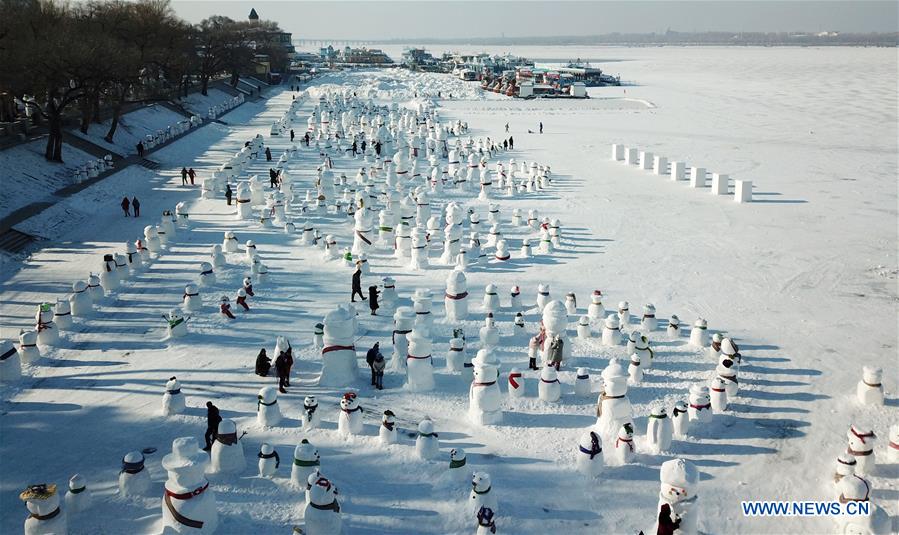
[180,167,197,185]
[254,342,295,394]
[119,196,141,217]
[351,263,380,315]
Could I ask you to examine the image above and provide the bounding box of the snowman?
[672,401,690,438]
[303,475,343,535]
[507,368,525,399]
[889,424,899,464]
[535,284,551,311]
[416,418,440,460]
[469,360,502,425]
[162,376,186,416]
[469,472,498,517]
[69,280,92,317]
[509,286,522,310]
[641,303,657,331]
[646,407,674,453]
[119,451,151,496]
[379,410,398,445]
[596,358,633,439]
[390,307,415,373]
[613,423,635,464]
[576,431,604,478]
[406,327,435,392]
[20,483,67,535]
[482,284,500,314]
[165,309,188,339]
[290,439,321,487]
[446,337,466,372]
[656,459,700,535]
[337,392,364,436]
[689,318,708,348]
[667,315,680,338]
[576,316,591,339]
[257,386,282,427]
[208,419,245,475]
[574,368,591,397]
[846,424,876,476]
[257,444,280,478]
[444,269,470,322]
[601,314,621,346]
[538,366,561,402]
[222,231,239,253]
[856,366,884,406]
[687,384,713,424]
[182,284,202,313]
[65,474,92,515]
[302,395,322,430]
[198,262,215,287]
[479,314,500,350]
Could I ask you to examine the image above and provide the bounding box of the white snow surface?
[178,88,236,116]
[0,140,96,220]
[1,47,897,535]
[70,104,188,156]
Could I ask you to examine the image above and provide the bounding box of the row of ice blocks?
[610,143,752,203]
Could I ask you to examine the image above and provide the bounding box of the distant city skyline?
[171,1,899,40]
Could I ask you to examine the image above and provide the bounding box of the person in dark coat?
[372,351,385,390]
[265,147,272,161]
[255,348,271,377]
[283,345,294,386]
[290,129,295,142]
[181,167,188,185]
[365,342,381,386]
[366,343,383,387]
[121,196,130,217]
[368,285,379,315]
[508,136,514,150]
[269,168,278,188]
[225,184,233,205]
[304,132,310,146]
[188,167,196,185]
[274,350,291,394]
[361,139,367,153]
[502,139,508,150]
[375,141,381,157]
[351,264,365,302]
[136,141,145,157]
[203,401,222,451]
[539,122,543,134]
[656,503,681,535]
[131,196,140,217]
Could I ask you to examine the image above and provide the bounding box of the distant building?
[244,8,295,72]
[341,46,393,65]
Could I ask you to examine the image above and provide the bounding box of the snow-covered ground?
[0,139,96,220]
[1,47,896,535]
[178,88,236,117]
[70,104,189,157]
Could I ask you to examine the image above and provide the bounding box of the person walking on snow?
[255,348,271,377]
[351,263,365,302]
[121,196,131,217]
[505,123,509,133]
[180,167,188,185]
[131,196,140,217]
[265,147,272,162]
[368,285,380,315]
[225,184,233,205]
[509,136,514,150]
[274,348,291,393]
[136,141,145,158]
[539,122,543,134]
[188,167,196,185]
[290,129,295,142]
[203,401,222,451]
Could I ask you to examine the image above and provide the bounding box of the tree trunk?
[92,92,101,123]
[104,90,126,143]
[79,94,91,134]
[45,113,63,162]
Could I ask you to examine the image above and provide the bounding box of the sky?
[170,1,899,40]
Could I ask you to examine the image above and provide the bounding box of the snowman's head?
[340,392,358,411]
[471,471,492,493]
